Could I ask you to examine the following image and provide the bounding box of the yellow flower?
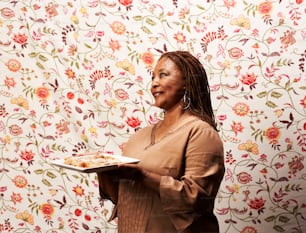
[230,15,251,30]
[79,7,88,16]
[115,59,135,75]
[16,210,34,225]
[10,95,29,110]
[70,15,79,24]
[238,140,259,155]
[232,183,240,193]
[4,135,11,144]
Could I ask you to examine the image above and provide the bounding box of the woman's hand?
[118,163,161,191]
[117,163,144,181]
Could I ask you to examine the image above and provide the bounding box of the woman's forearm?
[143,170,161,192]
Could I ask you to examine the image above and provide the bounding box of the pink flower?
[237,171,252,184]
[115,88,129,101]
[228,47,244,59]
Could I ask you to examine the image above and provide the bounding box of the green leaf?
[145,18,156,26]
[271,91,282,98]
[84,43,92,49]
[29,52,38,57]
[273,225,285,232]
[38,54,48,61]
[133,15,143,21]
[278,215,290,223]
[265,215,276,222]
[257,91,267,98]
[34,169,44,174]
[46,171,57,179]
[141,26,152,34]
[42,178,52,187]
[36,62,45,70]
[266,100,277,108]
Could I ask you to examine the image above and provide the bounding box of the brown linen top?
[98,118,225,233]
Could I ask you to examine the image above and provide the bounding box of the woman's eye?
[159,72,167,78]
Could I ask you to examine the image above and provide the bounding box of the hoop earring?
[183,92,191,110]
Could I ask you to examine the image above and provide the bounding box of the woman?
[97,51,225,233]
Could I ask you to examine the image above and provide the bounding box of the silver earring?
[183,92,191,110]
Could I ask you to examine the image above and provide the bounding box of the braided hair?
[158,51,217,130]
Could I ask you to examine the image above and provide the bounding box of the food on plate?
[63,153,120,168]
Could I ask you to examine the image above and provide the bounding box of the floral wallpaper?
[0,0,305,233]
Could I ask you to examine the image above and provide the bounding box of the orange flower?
[173,32,186,44]
[13,175,28,188]
[241,226,258,233]
[232,102,250,116]
[41,203,54,216]
[258,1,273,15]
[73,184,85,196]
[6,59,21,72]
[65,68,76,79]
[36,86,50,99]
[141,51,155,66]
[110,21,126,35]
[265,126,281,142]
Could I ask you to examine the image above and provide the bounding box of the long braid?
[159,51,217,130]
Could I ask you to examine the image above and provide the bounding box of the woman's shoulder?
[129,124,155,138]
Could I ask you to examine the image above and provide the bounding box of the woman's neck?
[162,108,192,128]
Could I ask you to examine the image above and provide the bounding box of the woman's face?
[151,57,185,111]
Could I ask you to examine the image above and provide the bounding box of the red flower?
[74,208,82,216]
[126,116,141,128]
[67,92,75,100]
[13,33,28,46]
[248,197,266,213]
[118,0,133,6]
[77,98,84,104]
[241,72,257,86]
[84,214,91,221]
[19,150,34,162]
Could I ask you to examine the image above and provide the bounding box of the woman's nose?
[151,77,159,87]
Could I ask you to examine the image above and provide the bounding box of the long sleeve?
[159,127,224,232]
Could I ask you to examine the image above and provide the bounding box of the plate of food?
[51,152,139,173]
